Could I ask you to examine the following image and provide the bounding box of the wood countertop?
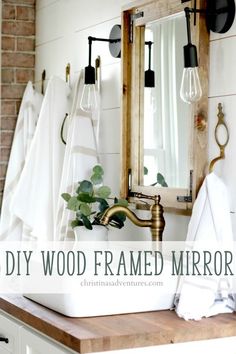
[0,295,236,353]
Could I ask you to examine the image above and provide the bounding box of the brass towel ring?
[209,103,229,173]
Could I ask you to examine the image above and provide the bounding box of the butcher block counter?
[0,294,236,353]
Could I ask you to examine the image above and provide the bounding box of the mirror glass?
[142,12,191,189]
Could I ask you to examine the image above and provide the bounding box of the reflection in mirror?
[143,13,191,189]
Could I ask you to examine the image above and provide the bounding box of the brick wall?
[0,0,35,206]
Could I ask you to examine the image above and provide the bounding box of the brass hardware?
[41,69,46,95]
[95,56,100,82]
[65,63,70,83]
[132,192,159,202]
[209,103,229,173]
[100,193,165,242]
[95,56,101,94]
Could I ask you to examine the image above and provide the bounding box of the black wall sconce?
[80,24,121,112]
[180,0,235,104]
[145,41,155,88]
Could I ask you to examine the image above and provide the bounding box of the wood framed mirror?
[121,0,209,214]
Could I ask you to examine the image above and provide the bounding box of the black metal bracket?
[177,195,192,203]
[0,337,9,344]
[177,170,193,203]
[129,11,144,43]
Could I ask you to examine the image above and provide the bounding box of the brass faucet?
[100,193,165,242]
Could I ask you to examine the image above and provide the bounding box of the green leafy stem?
[144,167,168,187]
[62,165,128,230]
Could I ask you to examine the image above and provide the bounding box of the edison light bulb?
[145,88,157,113]
[180,67,202,104]
[80,84,98,112]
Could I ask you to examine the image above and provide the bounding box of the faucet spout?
[100,197,165,242]
[101,205,152,228]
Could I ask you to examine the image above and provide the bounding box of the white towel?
[0,82,43,241]
[55,72,98,240]
[11,76,71,241]
[175,172,235,320]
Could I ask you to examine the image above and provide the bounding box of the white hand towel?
[175,172,235,320]
[0,82,43,241]
[11,76,71,241]
[55,72,98,240]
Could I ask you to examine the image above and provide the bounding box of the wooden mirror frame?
[120,0,209,214]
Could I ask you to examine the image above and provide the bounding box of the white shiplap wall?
[209,21,236,235]
[36,0,236,241]
[35,0,127,198]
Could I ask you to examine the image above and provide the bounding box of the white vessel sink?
[24,261,178,317]
[23,241,178,317]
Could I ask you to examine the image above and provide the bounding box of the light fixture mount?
[84,24,121,85]
[182,0,235,33]
[206,0,235,33]
[109,24,121,58]
[81,24,121,112]
[180,0,235,104]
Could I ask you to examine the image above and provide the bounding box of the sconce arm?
[88,36,120,44]
[145,41,153,71]
[87,24,121,63]
[184,8,192,44]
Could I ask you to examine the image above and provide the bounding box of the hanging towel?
[55,72,99,240]
[11,76,71,241]
[174,172,235,320]
[0,82,43,241]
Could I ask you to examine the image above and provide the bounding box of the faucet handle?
[133,192,161,205]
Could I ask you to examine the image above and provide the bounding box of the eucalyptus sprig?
[61,165,128,230]
[144,167,168,187]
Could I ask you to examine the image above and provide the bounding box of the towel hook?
[41,69,46,95]
[65,63,70,83]
[209,103,229,173]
